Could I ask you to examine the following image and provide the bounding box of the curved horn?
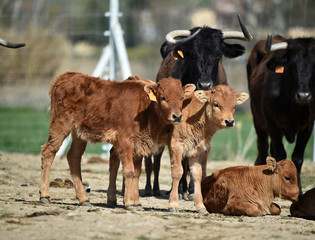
[166,28,201,45]
[264,34,288,53]
[0,38,25,48]
[222,14,253,41]
[264,33,273,53]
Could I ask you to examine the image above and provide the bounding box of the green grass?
[0,106,313,161]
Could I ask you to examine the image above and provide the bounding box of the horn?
[264,34,288,53]
[0,38,25,48]
[222,14,253,41]
[165,28,201,44]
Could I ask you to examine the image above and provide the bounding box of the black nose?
[295,92,311,103]
[197,82,212,90]
[225,120,234,127]
[172,114,182,122]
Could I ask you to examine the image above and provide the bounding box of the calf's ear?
[236,92,249,105]
[144,84,158,102]
[266,157,277,173]
[195,90,209,103]
[183,84,196,96]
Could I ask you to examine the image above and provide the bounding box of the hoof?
[80,201,91,206]
[125,205,138,211]
[182,192,189,201]
[168,207,179,213]
[107,200,117,208]
[39,197,51,204]
[134,205,144,211]
[197,208,209,215]
[188,194,194,201]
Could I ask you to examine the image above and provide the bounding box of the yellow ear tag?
[171,51,178,61]
[148,90,157,102]
[275,66,284,73]
[177,50,184,58]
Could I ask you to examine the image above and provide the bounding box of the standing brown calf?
[201,157,300,216]
[168,85,248,212]
[290,187,315,220]
[40,72,195,207]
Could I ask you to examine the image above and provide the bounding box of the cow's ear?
[222,42,245,58]
[235,92,249,105]
[144,84,158,102]
[195,90,209,103]
[266,157,277,173]
[183,84,196,96]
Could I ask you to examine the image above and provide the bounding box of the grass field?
[0,106,314,161]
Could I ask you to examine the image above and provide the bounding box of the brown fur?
[201,157,300,216]
[40,71,195,206]
[290,187,315,220]
[168,85,248,211]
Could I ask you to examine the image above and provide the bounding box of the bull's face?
[144,78,196,124]
[159,15,252,90]
[160,28,246,90]
[276,159,300,202]
[266,38,315,105]
[194,85,248,128]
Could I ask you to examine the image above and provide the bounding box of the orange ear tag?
[148,90,157,102]
[275,66,284,73]
[171,51,178,61]
[177,50,184,58]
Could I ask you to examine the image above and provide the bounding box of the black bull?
[144,15,253,198]
[247,35,315,191]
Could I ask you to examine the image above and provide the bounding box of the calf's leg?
[133,155,143,207]
[107,147,120,207]
[67,132,88,205]
[144,155,153,196]
[270,202,281,215]
[189,156,207,213]
[118,143,136,208]
[152,146,164,196]
[40,124,71,203]
[225,200,261,217]
[168,146,183,211]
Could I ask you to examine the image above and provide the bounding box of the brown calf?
[202,157,300,216]
[168,85,248,212]
[290,187,315,220]
[40,72,195,207]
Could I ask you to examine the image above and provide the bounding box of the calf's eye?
[284,176,291,181]
[214,102,219,108]
[161,96,166,101]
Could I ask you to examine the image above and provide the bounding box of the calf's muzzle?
[172,114,183,123]
[225,119,235,127]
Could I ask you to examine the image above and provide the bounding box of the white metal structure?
[56,0,131,158]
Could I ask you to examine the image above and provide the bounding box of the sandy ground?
[0,151,315,240]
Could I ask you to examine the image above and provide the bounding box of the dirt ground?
[0,151,315,240]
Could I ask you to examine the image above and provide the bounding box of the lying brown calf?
[290,187,315,220]
[40,72,195,207]
[201,157,299,216]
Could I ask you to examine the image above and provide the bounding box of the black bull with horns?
[143,15,253,198]
[247,34,315,192]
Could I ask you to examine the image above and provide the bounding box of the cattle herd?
[3,14,314,220]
